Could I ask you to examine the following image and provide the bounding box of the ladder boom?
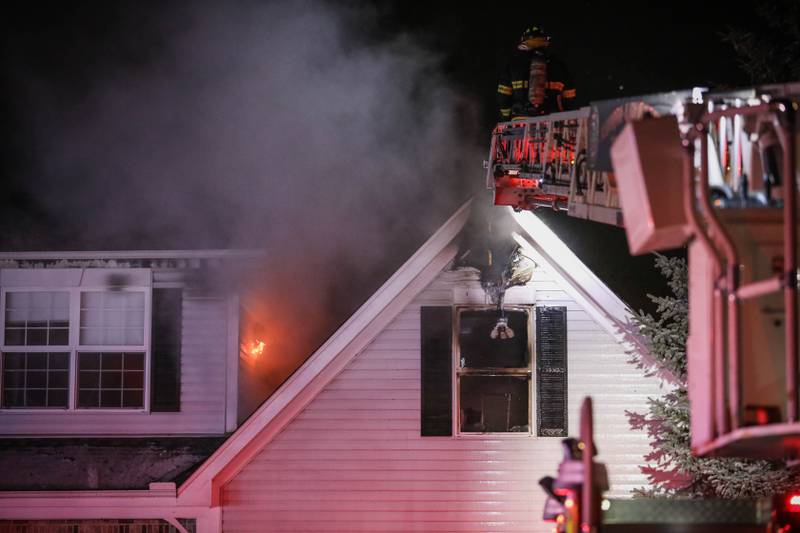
[486,108,623,226]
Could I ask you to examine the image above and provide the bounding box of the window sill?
[455,431,536,438]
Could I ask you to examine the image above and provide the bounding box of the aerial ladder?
[487,107,622,226]
[487,84,798,228]
[488,83,800,532]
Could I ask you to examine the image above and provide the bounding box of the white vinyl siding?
[221,264,661,532]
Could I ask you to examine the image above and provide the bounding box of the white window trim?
[453,304,535,438]
[0,285,152,413]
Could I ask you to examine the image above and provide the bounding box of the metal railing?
[486,109,622,227]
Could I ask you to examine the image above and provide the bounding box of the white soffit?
[510,209,640,345]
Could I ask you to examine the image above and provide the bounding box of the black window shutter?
[420,306,453,436]
[536,306,568,436]
[150,288,183,412]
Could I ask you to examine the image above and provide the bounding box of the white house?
[0,202,662,533]
[0,250,272,495]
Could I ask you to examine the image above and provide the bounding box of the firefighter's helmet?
[518,26,550,51]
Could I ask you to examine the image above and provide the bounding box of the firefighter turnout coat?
[497,49,576,121]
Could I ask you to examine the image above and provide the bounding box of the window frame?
[453,304,534,437]
[0,351,71,409]
[0,286,152,412]
[2,289,70,347]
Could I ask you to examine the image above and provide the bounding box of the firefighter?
[497,26,577,121]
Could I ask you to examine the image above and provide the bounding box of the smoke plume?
[6,1,483,401]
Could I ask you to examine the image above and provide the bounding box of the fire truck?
[486,83,800,532]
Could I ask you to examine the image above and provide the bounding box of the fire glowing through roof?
[247,340,266,358]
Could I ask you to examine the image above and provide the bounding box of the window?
[4,291,69,346]
[420,305,567,437]
[77,352,145,408]
[2,352,70,408]
[456,307,532,434]
[1,287,150,410]
[80,292,145,345]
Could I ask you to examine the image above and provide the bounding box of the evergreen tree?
[629,254,798,498]
[721,0,800,84]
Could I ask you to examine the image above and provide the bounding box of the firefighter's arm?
[561,85,576,110]
[559,64,577,110]
[547,80,566,111]
[549,58,576,111]
[497,69,513,121]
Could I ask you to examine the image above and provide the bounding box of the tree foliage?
[721,0,800,84]
[629,255,798,498]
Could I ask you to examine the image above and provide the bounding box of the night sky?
[0,0,771,328]
[0,1,758,248]
[376,1,756,115]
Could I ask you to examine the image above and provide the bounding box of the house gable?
[0,207,662,531]
[178,201,472,505]
[178,202,660,520]
[218,215,661,531]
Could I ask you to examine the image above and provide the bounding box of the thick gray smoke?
[28,1,479,249]
[14,1,483,398]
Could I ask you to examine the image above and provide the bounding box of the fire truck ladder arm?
[487,107,623,227]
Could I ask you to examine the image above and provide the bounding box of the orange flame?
[247,339,266,358]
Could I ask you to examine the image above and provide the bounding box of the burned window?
[456,307,531,434]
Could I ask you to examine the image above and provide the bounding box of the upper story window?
[456,307,532,434]
[80,291,145,345]
[420,305,567,438]
[4,291,70,346]
[1,285,150,411]
[2,352,70,409]
[77,351,145,409]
